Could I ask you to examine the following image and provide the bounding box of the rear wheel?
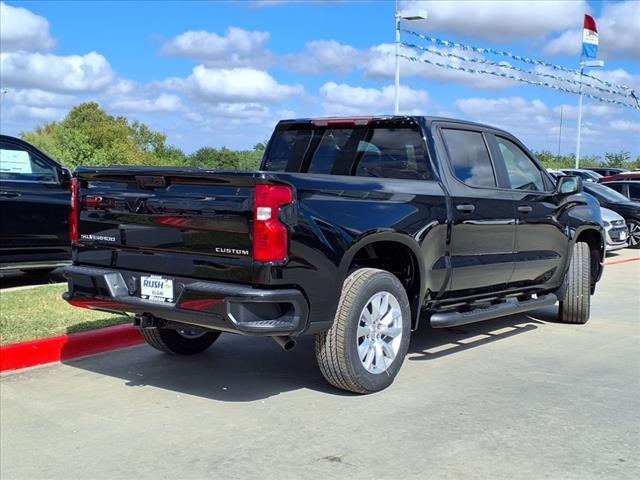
[140,326,220,355]
[315,268,411,394]
[626,219,640,249]
[558,241,591,324]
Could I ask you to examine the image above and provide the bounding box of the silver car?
[601,207,629,252]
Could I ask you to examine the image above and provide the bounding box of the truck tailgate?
[75,168,256,282]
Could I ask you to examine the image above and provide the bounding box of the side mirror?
[59,167,72,187]
[557,175,582,195]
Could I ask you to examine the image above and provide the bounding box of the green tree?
[604,151,631,168]
[188,144,263,171]
[21,102,184,168]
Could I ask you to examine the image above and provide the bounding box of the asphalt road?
[1,251,639,480]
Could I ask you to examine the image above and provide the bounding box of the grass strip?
[0,284,129,346]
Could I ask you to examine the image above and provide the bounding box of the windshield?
[263,126,433,180]
[584,183,630,203]
[563,169,601,180]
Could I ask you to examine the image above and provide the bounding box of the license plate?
[620,231,627,240]
[140,275,174,303]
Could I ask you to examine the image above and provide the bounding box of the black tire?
[626,219,640,249]
[315,268,412,394]
[140,326,220,355]
[558,241,591,324]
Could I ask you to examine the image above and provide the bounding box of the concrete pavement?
[1,250,639,479]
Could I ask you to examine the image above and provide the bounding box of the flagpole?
[394,0,400,115]
[575,64,584,169]
[557,105,564,160]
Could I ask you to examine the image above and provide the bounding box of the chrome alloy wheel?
[628,221,640,247]
[356,291,403,374]
[177,328,206,339]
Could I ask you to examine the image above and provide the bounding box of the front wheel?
[315,268,411,394]
[140,326,220,355]
[626,219,640,249]
[558,241,591,324]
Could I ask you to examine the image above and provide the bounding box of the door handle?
[0,191,21,198]
[456,204,476,213]
[517,205,533,213]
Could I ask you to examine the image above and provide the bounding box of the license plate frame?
[140,275,175,304]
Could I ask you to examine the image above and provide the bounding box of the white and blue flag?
[582,14,598,59]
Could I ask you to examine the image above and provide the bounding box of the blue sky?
[1,0,638,157]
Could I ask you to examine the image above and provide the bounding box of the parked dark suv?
[0,135,72,272]
[586,167,627,177]
[600,180,640,202]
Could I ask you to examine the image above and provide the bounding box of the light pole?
[575,59,604,168]
[394,4,427,115]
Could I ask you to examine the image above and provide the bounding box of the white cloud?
[0,2,56,52]
[8,105,67,121]
[552,102,621,120]
[161,27,272,68]
[6,89,76,108]
[452,95,639,156]
[110,93,183,113]
[106,79,137,96]
[285,40,359,75]
[544,1,640,59]
[609,120,640,134]
[401,0,588,41]
[364,43,516,90]
[319,82,429,115]
[455,96,550,125]
[165,65,304,104]
[588,68,640,93]
[0,51,116,93]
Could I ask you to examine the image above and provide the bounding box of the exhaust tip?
[273,335,296,351]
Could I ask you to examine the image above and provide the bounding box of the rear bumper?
[59,265,309,336]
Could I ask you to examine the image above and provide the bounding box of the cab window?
[495,137,545,191]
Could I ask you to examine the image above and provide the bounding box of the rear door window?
[0,142,57,183]
[441,129,496,188]
[605,183,625,194]
[354,128,431,180]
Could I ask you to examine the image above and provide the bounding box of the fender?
[569,224,605,285]
[338,230,428,326]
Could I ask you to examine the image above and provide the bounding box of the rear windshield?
[584,183,630,203]
[263,127,432,180]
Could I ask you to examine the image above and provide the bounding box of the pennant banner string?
[398,53,639,109]
[402,29,634,93]
[401,41,632,99]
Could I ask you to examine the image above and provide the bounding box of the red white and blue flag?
[582,14,598,59]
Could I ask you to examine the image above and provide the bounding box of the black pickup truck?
[61,116,604,393]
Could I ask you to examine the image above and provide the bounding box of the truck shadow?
[409,308,551,361]
[62,307,556,402]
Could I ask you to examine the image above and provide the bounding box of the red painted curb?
[604,257,640,266]
[0,324,143,373]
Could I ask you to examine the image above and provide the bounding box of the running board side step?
[430,293,557,328]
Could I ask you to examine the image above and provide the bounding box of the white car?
[561,169,602,182]
[601,207,628,252]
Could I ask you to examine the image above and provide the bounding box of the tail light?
[253,184,293,263]
[69,177,79,243]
